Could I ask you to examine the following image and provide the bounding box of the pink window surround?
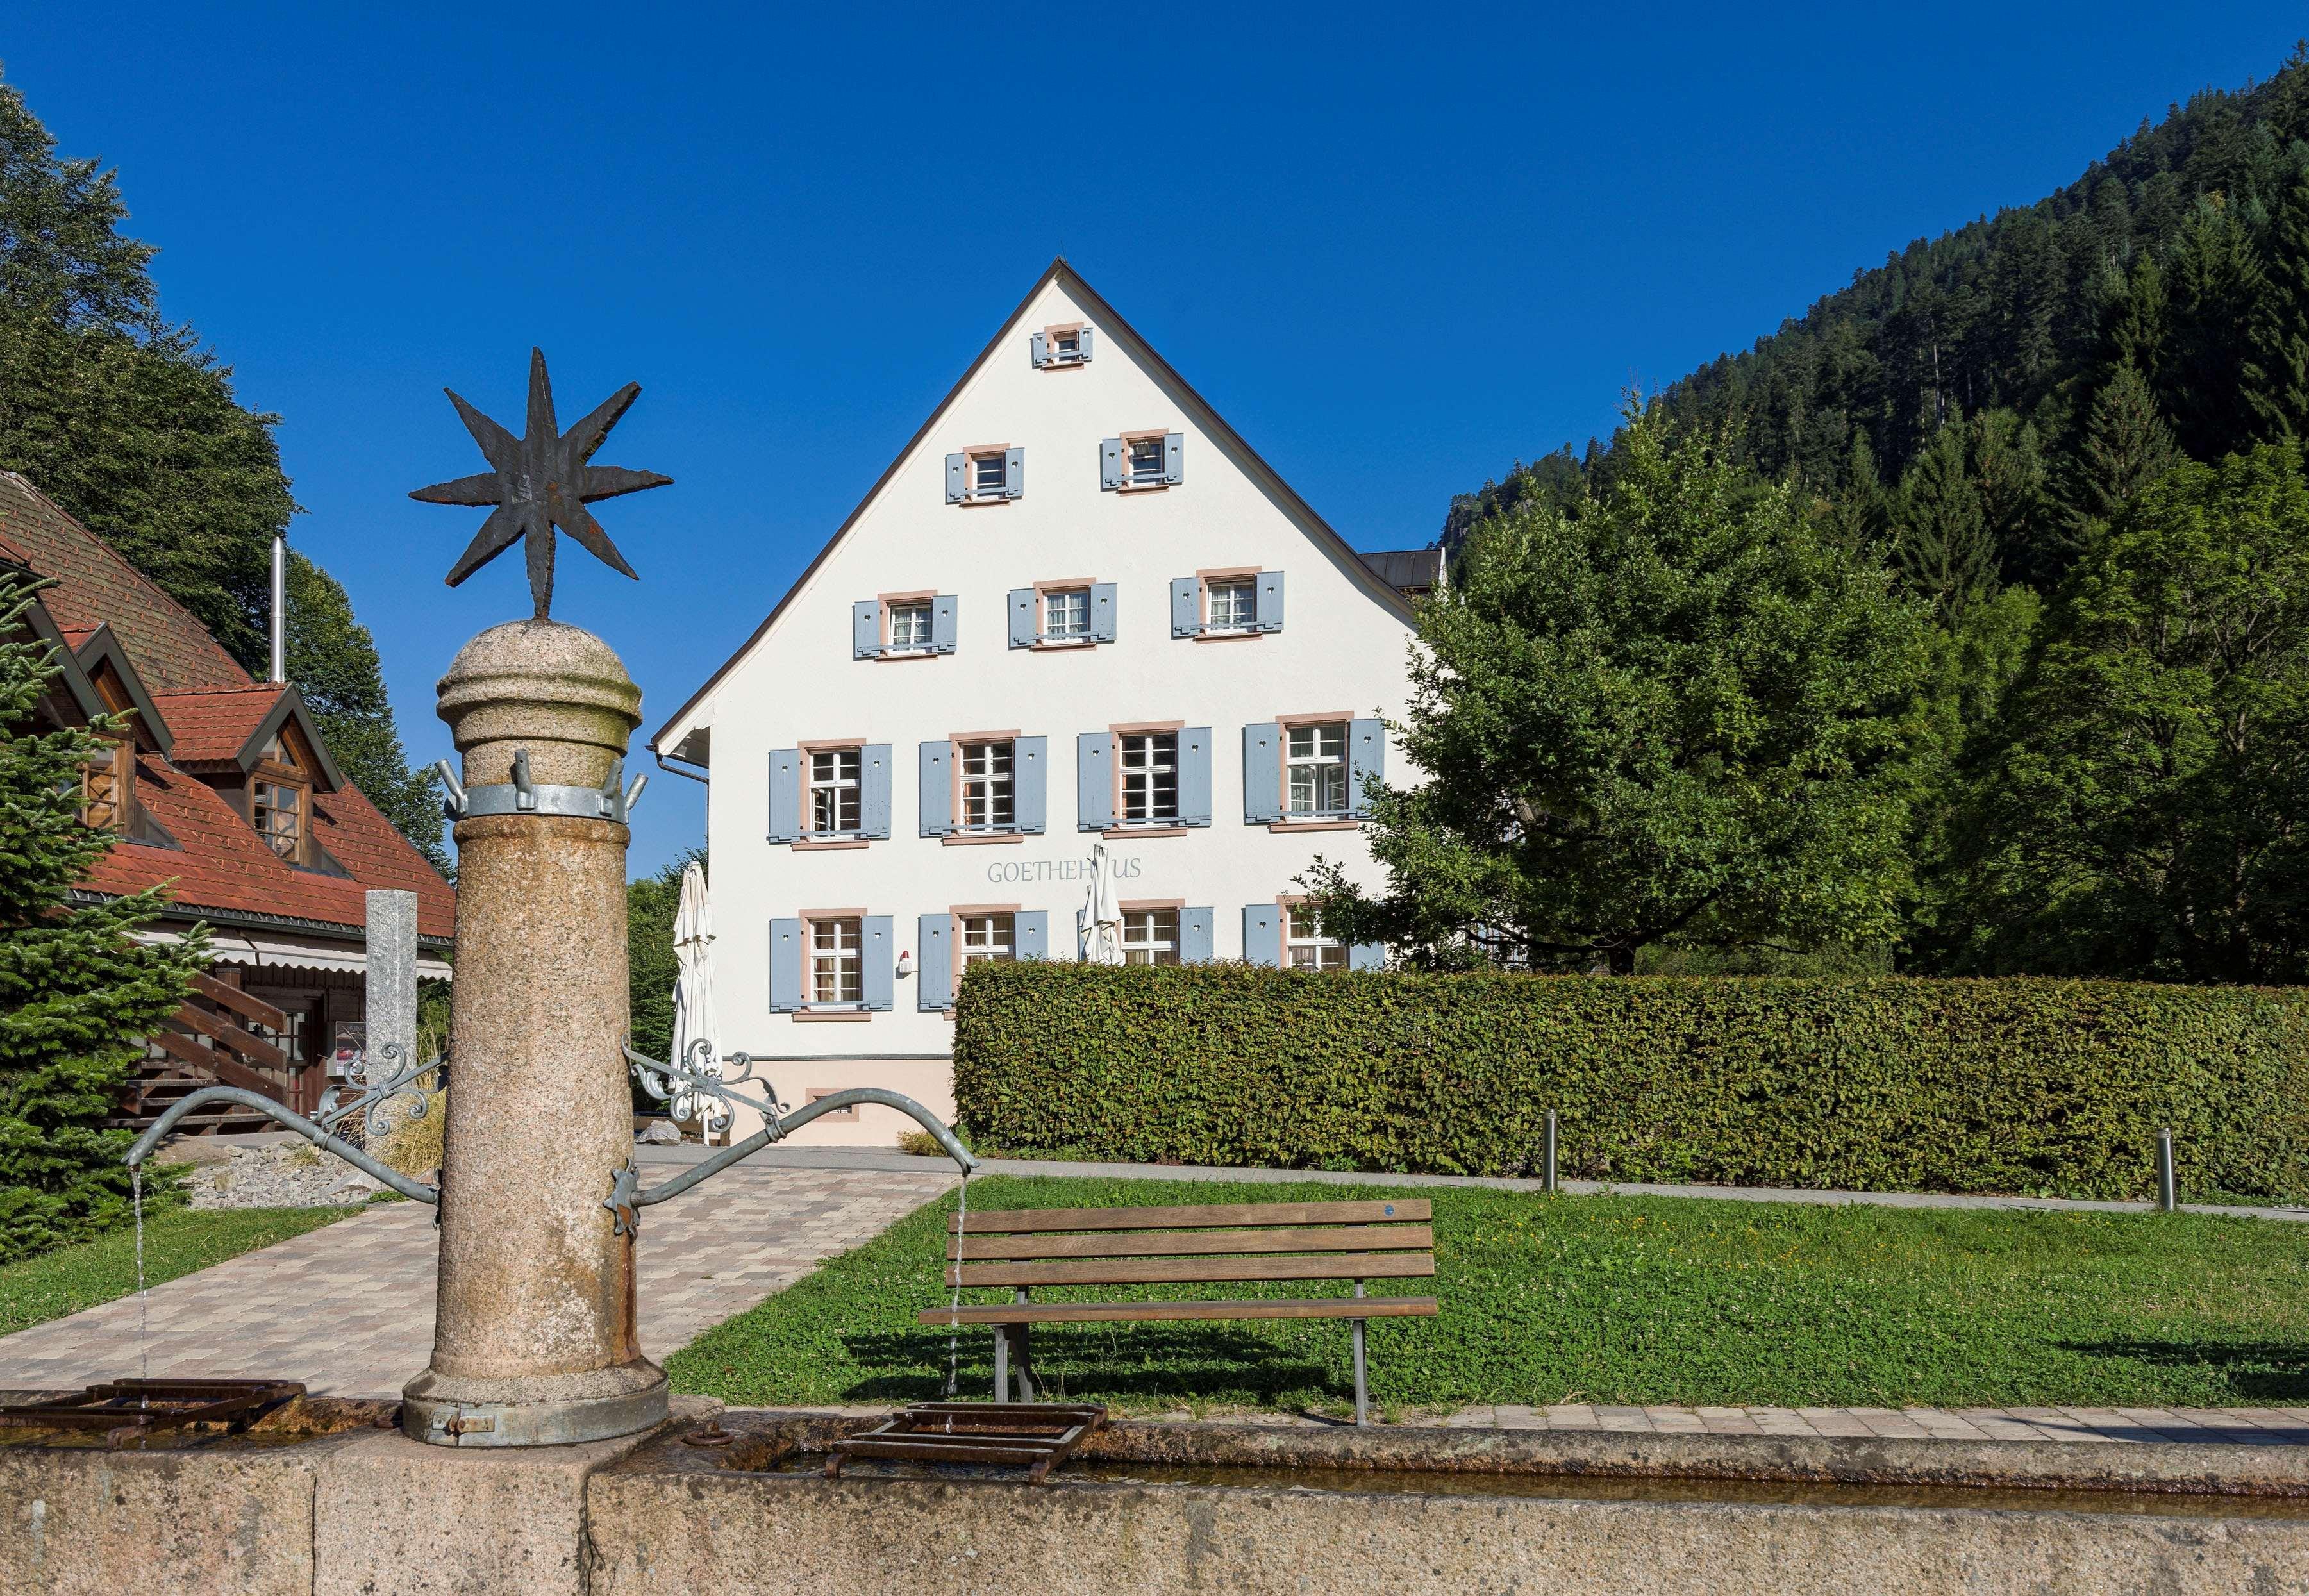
[1268,711,1362,832]
[874,590,940,661]
[948,729,1022,842]
[1042,323,1088,367]
[794,738,869,847]
[960,444,1010,506]
[796,906,871,1018]
[1119,428,1174,492]
[1277,893,1346,971]
[1107,720,1188,839]
[1030,577,1102,649]
[1194,567,1265,642]
[949,901,1022,996]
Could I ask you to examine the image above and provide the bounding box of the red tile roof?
[152,684,287,766]
[0,472,253,694]
[8,470,455,943]
[83,752,455,941]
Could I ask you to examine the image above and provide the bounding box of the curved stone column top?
[437,619,643,789]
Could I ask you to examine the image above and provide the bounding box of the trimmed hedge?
[951,963,2309,1201]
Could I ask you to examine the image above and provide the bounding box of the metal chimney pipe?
[269,530,287,684]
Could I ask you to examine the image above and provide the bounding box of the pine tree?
[2244,151,2309,439]
[2064,360,2181,536]
[2162,194,2268,458]
[1888,420,1999,615]
[0,578,205,1262]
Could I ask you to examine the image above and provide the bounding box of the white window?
[1127,436,1166,485]
[810,917,863,1004]
[960,740,1015,831]
[1119,733,1178,822]
[1287,724,1349,816]
[808,749,861,835]
[1122,908,1178,966]
[961,913,1015,967]
[1051,329,1081,361]
[888,602,933,649]
[1287,903,1347,972]
[1206,578,1256,631]
[972,452,1009,497]
[1043,588,1092,641]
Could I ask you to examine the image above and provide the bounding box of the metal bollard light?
[1544,1110,1558,1194]
[2157,1127,2177,1213]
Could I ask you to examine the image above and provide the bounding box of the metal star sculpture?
[410,348,672,619]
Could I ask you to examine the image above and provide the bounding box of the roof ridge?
[0,471,258,688]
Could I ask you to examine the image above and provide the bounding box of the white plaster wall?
[675,276,1419,1145]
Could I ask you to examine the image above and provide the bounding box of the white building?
[651,260,1433,1144]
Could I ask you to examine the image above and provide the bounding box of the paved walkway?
[0,1163,955,1398]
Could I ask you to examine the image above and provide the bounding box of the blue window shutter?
[1350,942,1386,972]
[1090,583,1117,644]
[917,740,952,837]
[1163,431,1185,485]
[769,918,803,1010]
[931,594,958,654]
[861,744,892,839]
[1003,446,1025,499]
[1348,719,1384,817]
[1242,904,1281,968]
[1030,331,1048,369]
[1101,438,1123,491]
[945,453,966,504]
[1256,570,1286,633]
[767,749,802,842]
[863,916,894,1011]
[852,600,881,659]
[1076,732,1113,830]
[1017,910,1049,961]
[918,914,954,1010]
[1178,727,1212,827]
[1078,327,1094,362]
[1171,577,1202,637]
[1181,907,1215,964]
[1242,723,1282,823]
[1014,736,1047,833]
[1008,588,1037,649]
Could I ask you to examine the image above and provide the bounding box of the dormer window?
[81,738,133,833]
[250,727,312,863]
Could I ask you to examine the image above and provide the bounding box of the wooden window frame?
[249,729,313,864]
[797,738,867,846]
[81,736,135,835]
[952,730,1021,836]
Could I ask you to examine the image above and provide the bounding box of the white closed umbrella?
[1079,842,1125,965]
[669,861,728,1144]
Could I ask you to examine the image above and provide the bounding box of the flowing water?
[942,1171,971,1404]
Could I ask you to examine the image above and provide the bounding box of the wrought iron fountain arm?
[124,1088,440,1205]
[621,1040,978,1209]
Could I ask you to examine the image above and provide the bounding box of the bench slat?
[917,1296,1441,1326]
[951,1224,1434,1262]
[951,1199,1431,1234]
[949,1252,1435,1290]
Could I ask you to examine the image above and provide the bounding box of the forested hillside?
[0,76,443,864]
[1418,51,2309,985]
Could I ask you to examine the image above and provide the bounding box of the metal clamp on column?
[436,750,649,823]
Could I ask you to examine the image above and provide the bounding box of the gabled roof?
[71,622,175,756]
[154,682,346,790]
[0,471,253,694]
[649,258,1415,757]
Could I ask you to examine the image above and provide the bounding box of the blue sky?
[6,3,2305,874]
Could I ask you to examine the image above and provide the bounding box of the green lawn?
[668,1176,2309,1415]
[0,1203,358,1342]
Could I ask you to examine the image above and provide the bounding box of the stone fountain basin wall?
[10,1404,2309,1595]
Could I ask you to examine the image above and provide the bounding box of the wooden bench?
[916,1198,1438,1424]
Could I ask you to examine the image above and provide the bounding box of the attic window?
[1031,325,1092,369]
[253,778,305,861]
[81,739,133,833]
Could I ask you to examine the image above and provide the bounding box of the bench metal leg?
[1014,1323,1038,1403]
[993,1326,1009,1402]
[1351,1318,1368,1426]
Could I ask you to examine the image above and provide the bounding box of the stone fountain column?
[399,617,667,1447]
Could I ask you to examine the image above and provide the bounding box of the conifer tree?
[2162,195,2268,458]
[2064,361,2181,536]
[1888,420,1999,615]
[0,578,204,1262]
[2244,153,2309,439]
